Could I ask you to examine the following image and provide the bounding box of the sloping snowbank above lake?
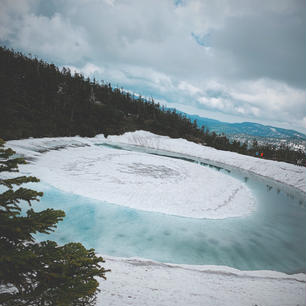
[97,256,305,306]
[8,130,305,193]
[7,137,255,219]
[105,130,306,192]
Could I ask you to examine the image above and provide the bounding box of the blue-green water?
[34,145,306,274]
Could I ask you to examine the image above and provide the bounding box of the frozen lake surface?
[7,132,306,305]
[32,143,306,274]
[15,141,256,219]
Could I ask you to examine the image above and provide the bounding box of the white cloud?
[0,0,32,38]
[0,2,90,63]
[178,81,202,95]
[198,96,227,111]
[19,13,89,63]
[0,0,305,132]
[229,79,306,119]
[81,63,103,75]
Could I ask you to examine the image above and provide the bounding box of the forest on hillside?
[0,46,305,166]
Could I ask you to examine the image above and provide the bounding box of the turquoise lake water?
[34,144,306,274]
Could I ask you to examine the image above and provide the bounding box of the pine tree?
[0,139,109,305]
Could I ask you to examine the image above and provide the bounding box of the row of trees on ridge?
[0,46,304,166]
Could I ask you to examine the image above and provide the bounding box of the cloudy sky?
[0,0,305,133]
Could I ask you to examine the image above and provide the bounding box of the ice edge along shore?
[6,131,306,306]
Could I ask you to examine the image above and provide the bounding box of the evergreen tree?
[0,139,109,306]
[0,46,304,166]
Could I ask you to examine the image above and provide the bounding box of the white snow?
[6,132,306,306]
[8,140,255,219]
[97,256,306,306]
[7,130,306,195]
[105,130,306,192]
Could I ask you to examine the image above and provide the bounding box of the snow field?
[106,130,306,193]
[12,144,255,219]
[6,132,306,306]
[97,256,306,306]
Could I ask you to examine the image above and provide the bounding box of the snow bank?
[8,131,305,194]
[6,133,306,306]
[8,138,255,219]
[106,131,306,192]
[7,136,93,159]
[97,256,306,306]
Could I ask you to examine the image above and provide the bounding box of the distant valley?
[180,113,306,140]
[172,111,306,152]
[1,46,305,164]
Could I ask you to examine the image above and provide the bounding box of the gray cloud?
[0,0,305,132]
[213,3,306,88]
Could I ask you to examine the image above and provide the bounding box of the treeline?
[0,46,305,166]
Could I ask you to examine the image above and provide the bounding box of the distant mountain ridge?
[176,112,306,140]
[1,46,305,165]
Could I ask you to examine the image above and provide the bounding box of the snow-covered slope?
[8,131,305,193]
[6,132,306,306]
[106,131,306,192]
[97,256,306,306]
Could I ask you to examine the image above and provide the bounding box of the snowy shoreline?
[105,131,306,193]
[97,255,306,306]
[7,130,306,194]
[6,131,306,305]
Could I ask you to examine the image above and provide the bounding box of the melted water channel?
[35,144,306,274]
